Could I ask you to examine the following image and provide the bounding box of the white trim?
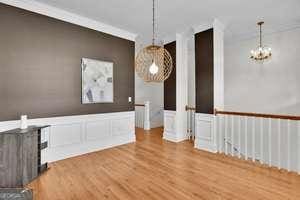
[213,19,225,110]
[163,133,188,143]
[193,22,213,34]
[195,138,217,153]
[175,33,189,142]
[0,111,135,162]
[163,35,176,45]
[0,0,137,41]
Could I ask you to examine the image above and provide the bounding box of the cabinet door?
[0,134,23,187]
[22,131,38,185]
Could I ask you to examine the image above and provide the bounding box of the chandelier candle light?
[135,0,173,82]
[250,21,272,61]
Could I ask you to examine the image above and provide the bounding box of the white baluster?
[142,109,144,128]
[245,117,248,160]
[252,117,255,162]
[219,115,223,153]
[225,115,228,155]
[231,115,234,156]
[215,115,219,152]
[260,118,264,164]
[144,101,150,131]
[187,109,190,139]
[287,120,291,172]
[189,110,192,139]
[278,119,281,169]
[298,121,300,175]
[192,111,195,139]
[268,118,272,167]
[238,116,241,159]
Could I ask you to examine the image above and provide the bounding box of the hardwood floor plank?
[27,127,300,200]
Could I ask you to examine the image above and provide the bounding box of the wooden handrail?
[185,106,196,111]
[135,104,145,107]
[214,109,300,121]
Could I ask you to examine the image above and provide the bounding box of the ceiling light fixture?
[135,0,173,82]
[250,21,272,61]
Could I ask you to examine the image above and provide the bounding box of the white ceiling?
[35,0,300,43]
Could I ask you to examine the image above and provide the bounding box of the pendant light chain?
[152,0,155,45]
[135,0,173,82]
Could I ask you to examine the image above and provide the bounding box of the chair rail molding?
[0,0,137,41]
[0,111,135,162]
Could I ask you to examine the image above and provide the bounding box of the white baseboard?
[194,138,217,153]
[163,132,188,143]
[0,111,135,162]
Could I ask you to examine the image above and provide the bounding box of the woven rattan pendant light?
[135,0,173,82]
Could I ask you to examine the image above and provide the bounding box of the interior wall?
[0,3,135,121]
[225,27,300,115]
[195,29,214,114]
[164,41,176,111]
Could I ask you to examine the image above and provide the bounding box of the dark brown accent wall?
[195,29,214,114]
[0,3,135,121]
[164,41,176,111]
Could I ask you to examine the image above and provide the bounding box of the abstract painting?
[81,58,113,104]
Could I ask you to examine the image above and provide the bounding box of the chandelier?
[250,22,271,61]
[135,0,173,82]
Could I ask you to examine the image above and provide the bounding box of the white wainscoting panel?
[0,111,135,162]
[112,117,135,136]
[194,113,217,153]
[163,110,178,142]
[50,123,82,148]
[86,120,111,141]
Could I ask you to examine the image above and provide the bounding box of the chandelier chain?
[259,23,262,47]
[152,0,155,45]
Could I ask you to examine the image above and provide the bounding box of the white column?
[144,101,150,131]
[174,32,189,142]
[213,19,225,152]
[213,19,225,111]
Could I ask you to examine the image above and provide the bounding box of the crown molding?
[163,35,176,45]
[193,22,213,34]
[0,0,137,41]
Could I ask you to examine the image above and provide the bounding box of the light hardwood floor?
[28,127,300,200]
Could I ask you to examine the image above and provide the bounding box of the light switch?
[128,97,132,103]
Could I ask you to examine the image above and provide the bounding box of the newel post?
[144,101,151,130]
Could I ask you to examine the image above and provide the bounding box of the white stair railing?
[135,101,150,130]
[186,106,196,140]
[215,109,300,174]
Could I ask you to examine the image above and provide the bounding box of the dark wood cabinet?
[0,126,49,188]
